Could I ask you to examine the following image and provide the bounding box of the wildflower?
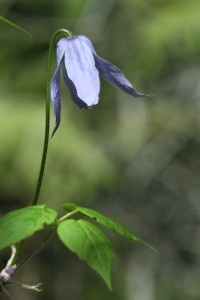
[51,35,147,135]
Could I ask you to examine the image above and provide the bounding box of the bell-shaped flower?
[51,35,147,135]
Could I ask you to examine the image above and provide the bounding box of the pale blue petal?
[62,65,89,109]
[64,36,100,107]
[94,54,147,97]
[77,35,96,52]
[50,38,67,136]
[56,38,68,64]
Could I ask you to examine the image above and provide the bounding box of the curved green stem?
[8,29,73,268]
[32,29,73,206]
[57,210,78,223]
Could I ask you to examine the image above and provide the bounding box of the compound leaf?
[57,219,114,290]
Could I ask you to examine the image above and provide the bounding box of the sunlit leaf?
[63,203,157,252]
[57,219,114,290]
[0,15,32,38]
[0,205,57,250]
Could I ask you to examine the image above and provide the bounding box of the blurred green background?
[1,0,200,299]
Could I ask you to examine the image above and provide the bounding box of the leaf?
[57,219,114,290]
[0,205,57,250]
[63,203,157,253]
[0,16,33,38]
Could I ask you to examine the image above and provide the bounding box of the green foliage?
[0,202,154,290]
[63,203,157,252]
[0,205,57,250]
[57,219,114,290]
[56,203,156,288]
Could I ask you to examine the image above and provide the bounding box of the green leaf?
[0,16,33,38]
[0,205,57,250]
[57,219,114,290]
[63,203,157,253]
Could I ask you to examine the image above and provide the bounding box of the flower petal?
[62,65,89,109]
[50,66,61,137]
[50,39,67,136]
[64,36,100,107]
[77,35,96,52]
[56,38,68,64]
[94,54,147,97]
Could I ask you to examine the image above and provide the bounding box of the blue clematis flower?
[51,35,147,135]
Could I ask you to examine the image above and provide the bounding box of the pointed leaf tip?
[57,219,114,290]
[63,203,158,253]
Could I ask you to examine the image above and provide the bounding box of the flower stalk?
[8,29,73,268]
[32,29,72,205]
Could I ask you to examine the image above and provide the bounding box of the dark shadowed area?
[1,0,200,299]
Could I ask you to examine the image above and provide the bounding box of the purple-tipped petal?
[50,39,68,136]
[94,54,147,97]
[64,36,100,107]
[50,67,61,137]
[76,36,147,97]
[62,64,88,109]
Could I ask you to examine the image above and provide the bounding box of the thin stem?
[32,28,72,206]
[8,29,73,268]
[17,227,55,270]
[6,246,17,268]
[9,241,24,266]
[9,226,55,268]
[57,210,78,223]
[0,15,33,38]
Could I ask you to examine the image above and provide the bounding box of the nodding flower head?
[50,34,147,136]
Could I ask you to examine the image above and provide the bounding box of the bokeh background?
[1,0,200,299]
